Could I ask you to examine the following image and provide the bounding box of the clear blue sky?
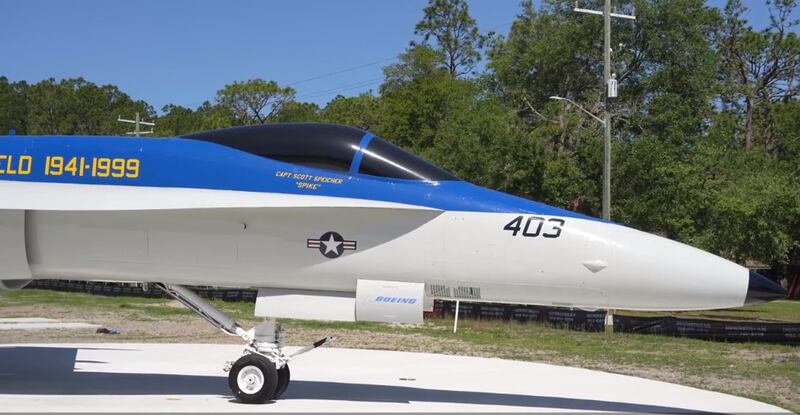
[0,0,786,113]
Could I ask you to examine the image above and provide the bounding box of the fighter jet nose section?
[744,271,788,305]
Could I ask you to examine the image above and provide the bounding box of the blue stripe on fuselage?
[0,135,605,221]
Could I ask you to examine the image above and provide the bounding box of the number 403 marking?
[503,216,565,238]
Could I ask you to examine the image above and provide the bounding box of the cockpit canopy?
[183,123,458,181]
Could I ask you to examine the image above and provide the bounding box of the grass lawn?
[1,289,798,411]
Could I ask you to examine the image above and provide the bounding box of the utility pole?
[572,1,635,333]
[573,1,635,221]
[603,0,611,221]
[117,112,155,137]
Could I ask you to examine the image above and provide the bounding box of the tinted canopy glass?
[184,123,364,172]
[183,123,458,181]
[358,136,458,181]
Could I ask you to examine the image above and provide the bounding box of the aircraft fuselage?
[0,124,787,311]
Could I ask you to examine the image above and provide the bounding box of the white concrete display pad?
[0,318,101,331]
[0,343,787,413]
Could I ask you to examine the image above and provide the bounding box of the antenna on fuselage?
[117,112,155,137]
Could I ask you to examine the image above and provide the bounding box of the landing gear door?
[355,279,424,324]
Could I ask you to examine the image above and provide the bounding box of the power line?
[174,20,515,110]
[284,16,514,90]
[286,56,398,87]
[291,21,516,102]
[296,77,384,101]
[485,19,514,33]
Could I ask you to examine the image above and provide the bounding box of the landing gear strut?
[156,284,333,403]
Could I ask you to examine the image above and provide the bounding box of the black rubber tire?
[273,364,291,399]
[228,354,278,404]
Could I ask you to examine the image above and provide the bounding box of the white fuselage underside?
[0,181,750,311]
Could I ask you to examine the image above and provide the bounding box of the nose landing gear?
[156,283,333,403]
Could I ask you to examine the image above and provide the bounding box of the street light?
[549,96,605,126]
[549,96,609,223]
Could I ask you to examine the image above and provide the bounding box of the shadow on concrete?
[0,346,707,413]
[0,346,227,396]
[284,381,710,413]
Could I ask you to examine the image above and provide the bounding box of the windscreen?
[357,137,458,181]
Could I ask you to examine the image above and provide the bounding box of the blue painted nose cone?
[744,271,788,305]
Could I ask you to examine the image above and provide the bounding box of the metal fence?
[24,279,799,344]
[614,315,800,345]
[432,300,607,332]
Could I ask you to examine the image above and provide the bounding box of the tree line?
[1,0,799,280]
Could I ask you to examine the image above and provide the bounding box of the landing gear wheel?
[274,364,291,399]
[228,354,278,404]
